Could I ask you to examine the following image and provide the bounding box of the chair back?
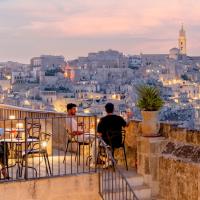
[28,132,51,152]
[106,129,123,149]
[121,129,126,144]
[39,132,51,149]
[26,122,41,139]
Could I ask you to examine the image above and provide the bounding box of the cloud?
[0,0,200,62]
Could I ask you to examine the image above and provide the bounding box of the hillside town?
[0,25,200,129]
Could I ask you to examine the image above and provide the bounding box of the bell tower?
[178,24,187,55]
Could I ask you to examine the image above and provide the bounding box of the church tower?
[178,24,187,55]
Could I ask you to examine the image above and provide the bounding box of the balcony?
[0,104,139,200]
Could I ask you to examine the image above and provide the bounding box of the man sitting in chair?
[65,103,96,162]
[96,103,127,167]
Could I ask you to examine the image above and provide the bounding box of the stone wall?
[0,173,101,200]
[159,157,200,200]
[160,123,200,145]
[135,121,200,199]
[137,136,166,196]
[158,123,200,199]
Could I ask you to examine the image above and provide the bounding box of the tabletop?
[0,138,39,143]
[5,128,25,132]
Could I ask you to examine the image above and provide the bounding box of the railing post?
[98,171,101,198]
[94,115,97,172]
[24,117,28,179]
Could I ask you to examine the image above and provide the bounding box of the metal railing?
[0,115,138,199]
[98,139,138,200]
[0,104,65,120]
[0,116,97,180]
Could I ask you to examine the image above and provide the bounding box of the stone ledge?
[162,141,200,163]
[160,122,200,146]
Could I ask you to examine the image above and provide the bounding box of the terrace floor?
[0,150,97,181]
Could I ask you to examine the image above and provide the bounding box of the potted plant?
[135,84,164,136]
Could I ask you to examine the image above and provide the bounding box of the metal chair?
[63,129,77,163]
[26,122,41,139]
[105,129,128,170]
[19,132,52,178]
[63,129,92,165]
[75,134,93,165]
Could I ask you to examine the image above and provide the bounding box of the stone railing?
[133,120,200,199]
[159,123,200,200]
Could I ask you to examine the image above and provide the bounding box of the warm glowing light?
[16,123,24,129]
[174,99,179,103]
[9,115,15,120]
[84,109,90,114]
[41,141,48,148]
[6,75,11,80]
[112,94,117,99]
[24,100,31,106]
[64,72,68,78]
[64,68,75,81]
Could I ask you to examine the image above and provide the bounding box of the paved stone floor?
[0,150,96,181]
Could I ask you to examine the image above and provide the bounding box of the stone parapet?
[158,123,200,199]
[120,120,200,199]
[0,173,101,200]
[137,136,167,196]
[160,122,200,146]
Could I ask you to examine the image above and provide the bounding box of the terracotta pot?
[141,111,160,136]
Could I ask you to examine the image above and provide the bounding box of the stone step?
[120,168,152,199]
[102,169,144,186]
[102,185,151,200]
[101,174,144,190]
[102,191,138,200]
[126,175,144,187]
[100,168,152,199]
[133,185,151,199]
[102,183,151,200]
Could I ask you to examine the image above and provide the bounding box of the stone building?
[179,25,187,55]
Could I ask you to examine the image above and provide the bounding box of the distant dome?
[170,48,180,54]
[169,48,180,60]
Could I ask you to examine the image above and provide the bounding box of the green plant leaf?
[135,84,164,111]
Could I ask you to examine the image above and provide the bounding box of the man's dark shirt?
[97,114,126,148]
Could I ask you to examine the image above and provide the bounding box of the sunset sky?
[0,0,200,63]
